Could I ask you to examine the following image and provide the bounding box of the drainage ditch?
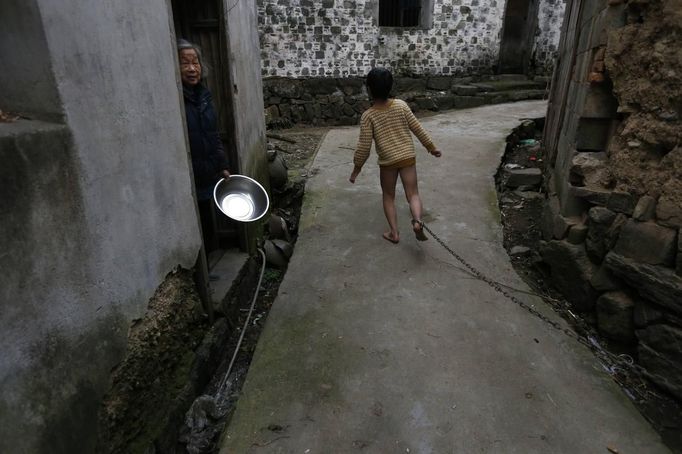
[495,120,682,453]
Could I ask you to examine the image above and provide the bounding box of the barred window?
[379,0,422,27]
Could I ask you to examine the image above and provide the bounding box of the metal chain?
[421,222,653,398]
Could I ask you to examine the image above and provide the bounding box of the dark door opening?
[171,0,243,253]
[498,0,539,74]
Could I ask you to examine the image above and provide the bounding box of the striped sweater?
[353,98,437,169]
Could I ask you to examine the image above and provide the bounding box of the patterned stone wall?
[534,0,566,74]
[258,0,566,78]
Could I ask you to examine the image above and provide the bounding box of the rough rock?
[570,152,608,187]
[504,168,542,188]
[414,96,437,111]
[613,220,678,267]
[591,265,619,292]
[596,292,636,343]
[426,76,452,91]
[656,195,682,229]
[567,223,588,245]
[510,246,531,256]
[637,324,682,400]
[302,78,338,95]
[452,85,479,96]
[540,240,598,312]
[394,77,427,93]
[586,207,619,262]
[633,301,664,328]
[553,216,577,240]
[607,191,636,215]
[268,78,303,98]
[633,195,656,221]
[570,185,612,206]
[605,252,682,316]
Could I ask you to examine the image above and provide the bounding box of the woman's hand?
[222,169,231,179]
[431,149,442,158]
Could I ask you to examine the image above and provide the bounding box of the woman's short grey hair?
[177,39,209,78]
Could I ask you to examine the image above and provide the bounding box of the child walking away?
[349,68,442,244]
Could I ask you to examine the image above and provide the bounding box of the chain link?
[421,222,654,399]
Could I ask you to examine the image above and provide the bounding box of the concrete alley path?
[220,101,668,453]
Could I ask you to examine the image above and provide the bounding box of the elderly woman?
[178,39,230,252]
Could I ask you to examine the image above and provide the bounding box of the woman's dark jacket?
[183,83,229,200]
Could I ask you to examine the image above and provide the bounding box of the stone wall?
[258,0,566,78]
[264,73,549,126]
[541,0,682,401]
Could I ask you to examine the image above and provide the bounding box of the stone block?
[303,78,338,95]
[633,196,656,221]
[591,265,619,292]
[268,78,303,98]
[570,152,608,187]
[570,185,611,206]
[540,240,598,312]
[553,215,577,240]
[452,85,479,96]
[453,96,487,109]
[576,118,612,151]
[567,223,588,244]
[504,168,542,188]
[264,105,280,123]
[596,292,636,343]
[656,195,682,229]
[586,207,618,262]
[581,83,618,119]
[434,95,455,110]
[338,78,364,96]
[414,97,437,111]
[633,301,664,328]
[426,76,452,91]
[605,252,682,315]
[394,77,427,93]
[607,191,636,215]
[613,220,678,267]
[637,325,682,399]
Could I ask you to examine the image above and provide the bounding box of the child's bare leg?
[399,165,423,221]
[399,165,427,240]
[380,167,400,242]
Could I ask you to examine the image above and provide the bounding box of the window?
[379,0,422,27]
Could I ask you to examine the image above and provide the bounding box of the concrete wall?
[0,0,63,121]
[224,0,270,248]
[0,1,202,452]
[257,0,566,78]
[541,0,682,404]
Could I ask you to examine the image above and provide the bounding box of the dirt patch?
[97,268,208,454]
[604,0,682,209]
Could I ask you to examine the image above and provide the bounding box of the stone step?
[471,80,548,92]
[478,89,547,103]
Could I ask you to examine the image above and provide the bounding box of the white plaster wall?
[535,0,567,74]
[258,0,508,77]
[0,0,202,451]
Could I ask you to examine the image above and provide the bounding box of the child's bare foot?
[382,231,400,244]
[412,219,428,241]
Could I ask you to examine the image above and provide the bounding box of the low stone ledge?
[604,252,682,316]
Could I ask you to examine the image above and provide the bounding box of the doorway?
[498,0,539,74]
[171,0,242,252]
